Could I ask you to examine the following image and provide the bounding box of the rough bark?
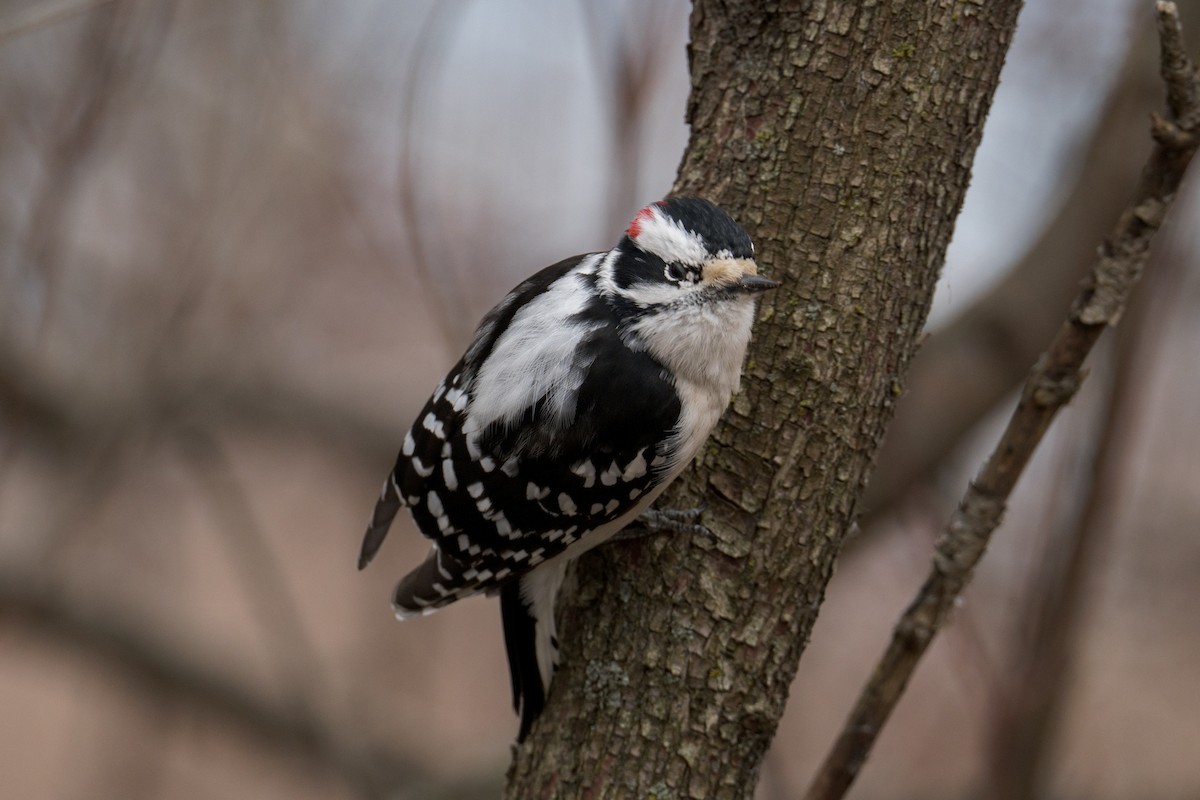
[505,2,1023,798]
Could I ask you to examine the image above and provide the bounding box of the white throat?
[628,295,758,469]
[630,296,756,397]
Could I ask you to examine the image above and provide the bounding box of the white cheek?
[630,296,757,397]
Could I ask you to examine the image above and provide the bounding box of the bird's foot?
[613,506,710,542]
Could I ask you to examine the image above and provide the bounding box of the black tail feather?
[359,479,403,570]
[500,581,545,742]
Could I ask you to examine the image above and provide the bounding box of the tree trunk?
[506,2,1024,797]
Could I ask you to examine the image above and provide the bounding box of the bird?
[358,196,778,741]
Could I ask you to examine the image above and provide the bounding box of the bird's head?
[597,197,778,390]
[600,197,777,312]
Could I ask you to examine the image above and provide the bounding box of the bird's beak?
[703,257,780,293]
[735,274,781,293]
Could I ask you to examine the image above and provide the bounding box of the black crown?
[657,197,753,260]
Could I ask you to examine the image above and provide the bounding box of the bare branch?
[983,145,1197,800]
[803,6,1200,799]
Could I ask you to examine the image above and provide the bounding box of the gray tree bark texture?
[505,2,1024,797]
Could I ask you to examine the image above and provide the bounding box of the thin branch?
[983,167,1196,800]
[803,5,1200,799]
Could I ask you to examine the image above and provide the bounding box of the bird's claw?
[614,506,711,542]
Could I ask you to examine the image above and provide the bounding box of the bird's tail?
[501,582,545,742]
[392,545,486,618]
[500,563,566,742]
[359,474,403,570]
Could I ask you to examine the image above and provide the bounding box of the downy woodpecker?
[359,197,777,741]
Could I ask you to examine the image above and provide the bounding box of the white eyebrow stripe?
[633,207,708,265]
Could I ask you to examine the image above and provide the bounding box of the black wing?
[359,257,682,613]
[358,254,586,570]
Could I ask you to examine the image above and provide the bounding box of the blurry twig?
[0,570,421,799]
[244,2,419,313]
[20,0,134,344]
[395,0,474,351]
[0,0,120,43]
[578,0,683,232]
[983,179,1195,800]
[803,6,1200,799]
[176,428,327,718]
[15,0,175,346]
[29,434,128,564]
[177,426,426,799]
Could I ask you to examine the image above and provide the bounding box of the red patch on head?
[626,205,657,239]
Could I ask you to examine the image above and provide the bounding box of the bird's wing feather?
[358,254,592,570]
[393,332,681,611]
[366,258,682,612]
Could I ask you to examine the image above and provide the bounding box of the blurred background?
[1,0,1197,798]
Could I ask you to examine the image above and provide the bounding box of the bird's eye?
[666,263,688,282]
